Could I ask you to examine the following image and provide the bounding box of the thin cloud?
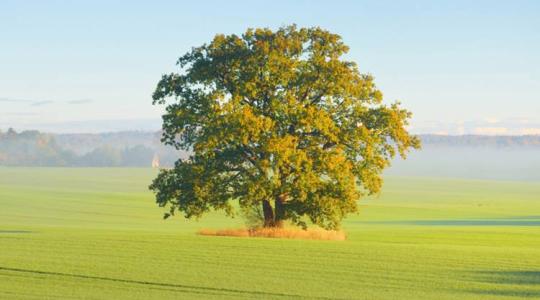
[473,127,509,135]
[67,99,93,105]
[0,97,51,106]
[0,97,30,103]
[483,117,499,124]
[520,128,540,135]
[30,100,54,106]
[1,97,94,106]
[0,112,38,116]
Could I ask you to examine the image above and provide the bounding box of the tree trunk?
[262,200,274,227]
[274,194,286,228]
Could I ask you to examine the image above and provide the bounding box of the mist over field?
[1,128,538,181]
[387,144,540,181]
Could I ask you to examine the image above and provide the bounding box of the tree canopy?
[150,25,420,230]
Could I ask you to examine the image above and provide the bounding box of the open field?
[1,167,539,299]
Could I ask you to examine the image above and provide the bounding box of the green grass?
[1,167,539,299]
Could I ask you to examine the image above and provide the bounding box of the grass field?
[1,167,539,299]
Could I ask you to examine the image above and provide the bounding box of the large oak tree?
[150,25,420,230]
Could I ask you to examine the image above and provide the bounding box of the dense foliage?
[150,25,420,229]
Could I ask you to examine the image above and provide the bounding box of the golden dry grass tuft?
[197,227,346,241]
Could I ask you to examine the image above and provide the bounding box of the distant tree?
[150,25,420,229]
[6,128,16,138]
[0,129,75,166]
[121,145,154,167]
[78,146,123,167]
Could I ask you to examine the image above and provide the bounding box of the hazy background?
[1,0,539,134]
[1,129,538,181]
[1,1,539,181]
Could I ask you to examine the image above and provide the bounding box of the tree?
[150,25,420,230]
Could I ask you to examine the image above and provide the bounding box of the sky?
[1,0,539,134]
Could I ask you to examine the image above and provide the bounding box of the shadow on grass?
[473,271,540,285]
[0,230,33,234]
[403,219,540,226]
[0,266,337,299]
[356,216,540,226]
[468,289,540,298]
[466,270,540,298]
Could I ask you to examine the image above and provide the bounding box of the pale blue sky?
[1,0,539,134]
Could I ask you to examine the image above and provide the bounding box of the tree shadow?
[468,289,540,298]
[0,266,338,299]
[403,219,540,226]
[358,216,540,226]
[501,216,540,220]
[465,270,540,298]
[473,271,540,285]
[0,230,33,234]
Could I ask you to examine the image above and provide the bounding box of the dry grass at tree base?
[197,227,347,241]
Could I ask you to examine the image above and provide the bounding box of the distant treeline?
[54,131,159,154]
[1,128,539,167]
[0,128,185,167]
